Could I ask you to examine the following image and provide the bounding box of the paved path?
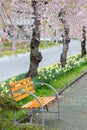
[43,72,87,130]
[0,40,86,81]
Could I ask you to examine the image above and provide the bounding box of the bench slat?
[9,77,35,101]
[15,90,35,101]
[13,86,35,97]
[9,77,31,87]
[11,83,34,92]
[21,96,56,108]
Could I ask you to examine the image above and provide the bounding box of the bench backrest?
[8,77,35,101]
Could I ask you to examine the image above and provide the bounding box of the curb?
[58,70,87,95]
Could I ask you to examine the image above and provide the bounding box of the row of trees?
[0,0,87,78]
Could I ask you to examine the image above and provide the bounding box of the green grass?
[51,62,87,91]
[0,41,57,57]
[39,41,59,49]
[0,51,13,56]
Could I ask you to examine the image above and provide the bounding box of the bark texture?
[28,1,42,78]
[59,8,70,67]
[81,26,86,57]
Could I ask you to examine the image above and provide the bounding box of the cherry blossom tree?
[0,0,87,77]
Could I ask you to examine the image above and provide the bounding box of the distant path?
[0,40,86,81]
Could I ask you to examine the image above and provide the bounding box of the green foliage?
[0,119,14,130]
[0,119,43,130]
[18,125,43,130]
[0,94,20,111]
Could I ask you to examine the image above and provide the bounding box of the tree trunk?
[60,42,69,67]
[27,1,42,78]
[81,26,86,57]
[59,8,70,67]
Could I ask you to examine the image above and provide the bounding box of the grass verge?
[0,41,58,57]
[51,62,87,92]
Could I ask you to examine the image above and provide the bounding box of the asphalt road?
[0,40,86,81]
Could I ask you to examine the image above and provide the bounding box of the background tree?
[59,8,70,67]
[81,26,86,57]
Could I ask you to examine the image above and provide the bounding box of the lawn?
[0,41,58,57]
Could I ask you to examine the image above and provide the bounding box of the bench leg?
[29,110,35,124]
[29,108,44,128]
[29,114,33,124]
[41,108,44,129]
[57,96,61,120]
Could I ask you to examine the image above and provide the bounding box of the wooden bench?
[8,77,61,128]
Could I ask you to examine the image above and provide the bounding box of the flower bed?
[35,54,87,83]
[0,54,87,94]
